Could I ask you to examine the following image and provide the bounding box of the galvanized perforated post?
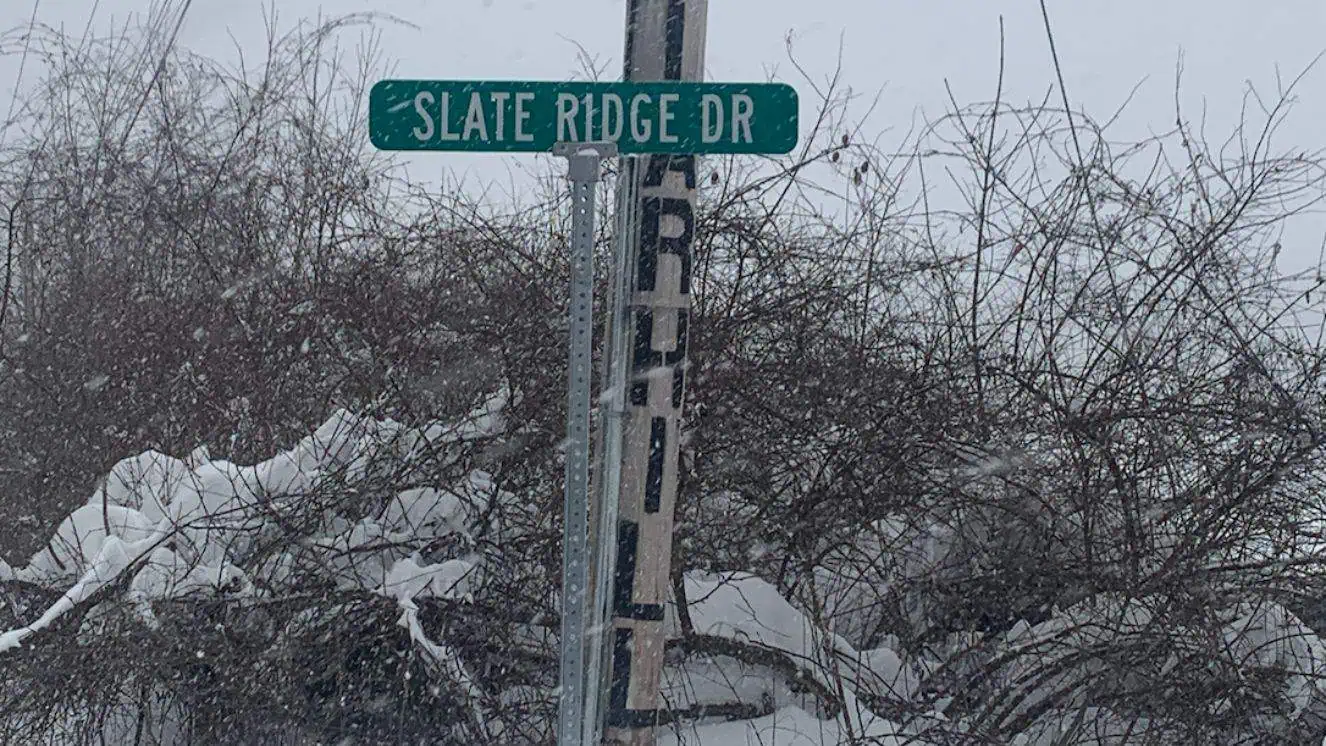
[584,144,636,746]
[555,141,616,746]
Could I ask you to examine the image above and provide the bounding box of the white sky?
[2,0,1325,271]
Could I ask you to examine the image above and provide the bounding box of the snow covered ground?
[4,393,1326,744]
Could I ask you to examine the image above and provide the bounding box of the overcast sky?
[3,0,1325,271]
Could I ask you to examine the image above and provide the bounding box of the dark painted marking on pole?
[607,708,664,729]
[631,309,655,406]
[671,310,688,409]
[608,627,634,716]
[645,417,667,513]
[612,522,664,621]
[624,2,641,79]
[630,305,689,409]
[638,155,696,294]
[614,520,641,615]
[637,196,694,294]
[623,603,665,621]
[664,0,686,79]
[612,519,663,620]
[641,154,697,290]
[644,154,698,189]
[636,205,659,294]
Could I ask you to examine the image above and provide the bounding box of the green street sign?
[369,80,798,155]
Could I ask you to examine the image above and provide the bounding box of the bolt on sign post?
[368,24,796,746]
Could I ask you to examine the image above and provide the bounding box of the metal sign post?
[554,141,616,746]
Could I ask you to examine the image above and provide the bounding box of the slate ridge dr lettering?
[411,90,536,143]
[369,80,799,154]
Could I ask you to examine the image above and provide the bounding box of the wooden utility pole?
[587,2,707,744]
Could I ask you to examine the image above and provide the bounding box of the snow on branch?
[0,388,510,660]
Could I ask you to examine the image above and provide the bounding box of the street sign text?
[369,80,798,154]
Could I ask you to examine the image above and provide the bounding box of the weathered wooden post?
[589,3,707,744]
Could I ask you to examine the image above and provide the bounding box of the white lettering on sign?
[582,94,596,145]
[658,93,678,143]
[463,92,488,141]
[490,92,509,140]
[515,92,534,142]
[732,94,754,144]
[438,93,460,141]
[697,93,756,144]
[630,94,652,143]
[404,88,766,147]
[557,93,580,142]
[412,91,435,141]
[700,93,721,143]
[602,93,624,142]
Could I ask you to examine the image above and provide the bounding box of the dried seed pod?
[710,171,720,185]
[831,151,840,163]
[841,134,850,147]
[859,161,869,174]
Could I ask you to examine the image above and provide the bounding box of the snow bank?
[996,593,1326,738]
[17,503,157,585]
[0,392,508,660]
[682,571,857,664]
[127,547,252,628]
[420,384,510,446]
[2,535,140,651]
[658,701,910,746]
[662,575,1326,744]
[94,449,190,524]
[663,572,914,744]
[381,486,472,540]
[659,706,856,746]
